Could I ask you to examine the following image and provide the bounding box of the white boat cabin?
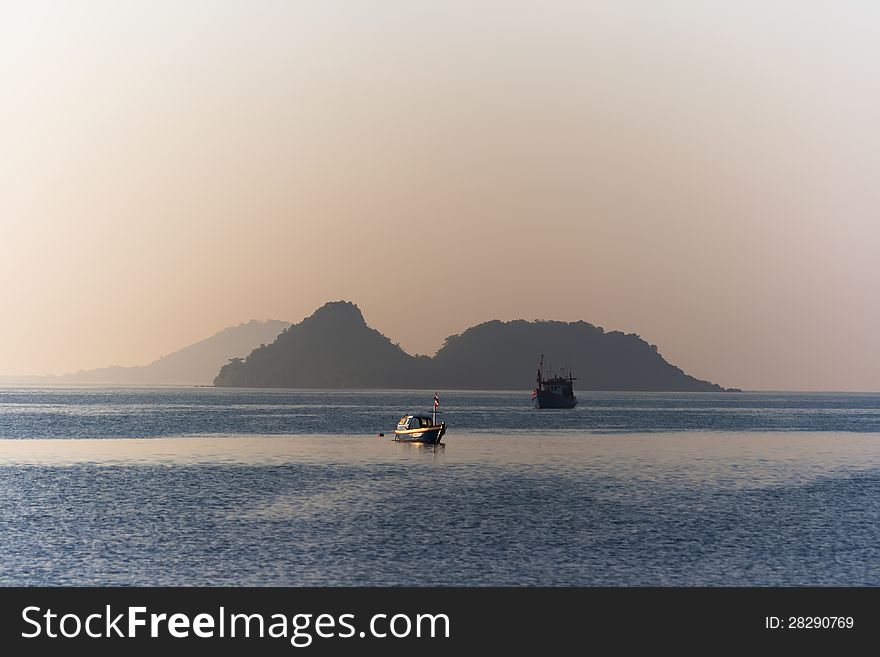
[397,415,436,431]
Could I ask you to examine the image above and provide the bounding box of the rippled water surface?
[1,387,878,585]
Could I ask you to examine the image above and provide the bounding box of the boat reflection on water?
[394,440,446,457]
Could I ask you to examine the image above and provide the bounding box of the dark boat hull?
[532,390,578,409]
[393,424,446,444]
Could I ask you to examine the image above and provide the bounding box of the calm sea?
[1,387,878,585]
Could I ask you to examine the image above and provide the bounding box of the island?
[213,301,728,392]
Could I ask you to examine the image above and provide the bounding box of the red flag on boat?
[434,392,440,408]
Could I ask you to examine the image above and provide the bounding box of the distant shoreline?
[3,381,880,394]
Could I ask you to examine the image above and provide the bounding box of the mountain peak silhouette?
[306,300,366,326]
[54,319,291,385]
[214,301,727,391]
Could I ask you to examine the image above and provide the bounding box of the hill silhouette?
[58,319,291,385]
[214,302,726,392]
[214,302,430,388]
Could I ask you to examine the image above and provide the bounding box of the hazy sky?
[2,1,879,390]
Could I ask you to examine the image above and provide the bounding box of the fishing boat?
[531,355,578,409]
[393,393,447,444]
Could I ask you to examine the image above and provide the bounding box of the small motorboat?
[393,393,446,444]
[394,415,446,444]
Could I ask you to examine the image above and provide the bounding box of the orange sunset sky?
[1,1,878,390]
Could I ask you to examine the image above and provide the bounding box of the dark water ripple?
[2,388,879,586]
[1,463,877,586]
[2,388,880,438]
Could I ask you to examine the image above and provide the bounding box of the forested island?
[213,301,728,392]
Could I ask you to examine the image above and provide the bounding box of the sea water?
[1,387,878,585]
